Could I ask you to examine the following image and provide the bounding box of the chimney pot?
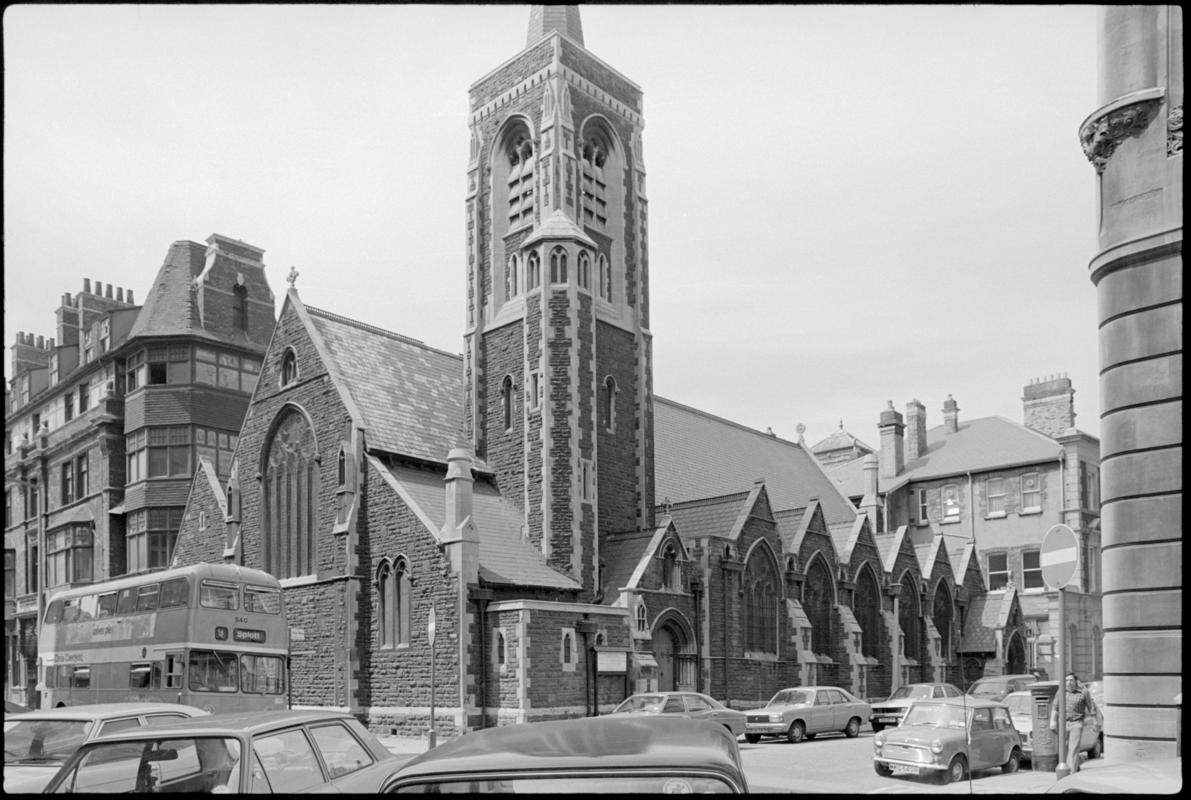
[36,335,44,349]
[95,281,103,297]
[127,290,135,304]
[83,278,92,293]
[105,284,113,298]
[117,287,124,302]
[48,338,55,349]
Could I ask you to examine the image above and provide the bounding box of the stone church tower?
[463,6,654,596]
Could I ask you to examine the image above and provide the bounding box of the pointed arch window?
[598,254,612,302]
[550,247,568,284]
[899,573,922,662]
[854,565,882,659]
[526,252,541,290]
[661,542,679,590]
[932,581,953,660]
[804,557,834,655]
[280,349,298,387]
[505,135,535,228]
[601,376,617,432]
[262,410,318,579]
[336,448,347,488]
[378,557,411,648]
[578,251,591,290]
[233,284,249,331]
[501,375,514,432]
[506,254,520,299]
[580,138,608,228]
[744,546,780,654]
[636,603,648,633]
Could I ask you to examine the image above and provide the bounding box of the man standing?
[1051,672,1093,772]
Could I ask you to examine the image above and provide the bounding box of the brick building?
[169,6,1025,736]
[3,233,274,708]
[814,379,1103,684]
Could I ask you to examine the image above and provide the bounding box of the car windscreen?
[968,680,1007,696]
[888,685,933,701]
[390,773,740,793]
[613,695,664,712]
[769,690,811,706]
[49,736,242,794]
[901,704,968,729]
[3,718,95,764]
[1004,695,1032,715]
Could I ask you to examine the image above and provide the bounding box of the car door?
[828,690,852,730]
[682,693,714,723]
[991,706,1019,762]
[968,707,999,769]
[810,690,833,733]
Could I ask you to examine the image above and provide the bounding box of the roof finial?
[839,419,844,430]
[286,267,300,288]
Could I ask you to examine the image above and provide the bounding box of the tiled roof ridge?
[655,395,807,449]
[668,490,751,509]
[304,304,462,360]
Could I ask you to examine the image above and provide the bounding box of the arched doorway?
[653,616,695,691]
[1006,631,1027,675]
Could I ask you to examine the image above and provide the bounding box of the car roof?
[12,702,208,721]
[390,716,742,781]
[971,673,1036,683]
[49,708,356,739]
[910,697,1007,709]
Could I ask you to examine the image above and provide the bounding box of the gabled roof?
[654,397,857,526]
[667,492,750,542]
[301,300,466,467]
[959,586,1020,653]
[371,455,579,591]
[827,416,1067,497]
[872,525,916,575]
[600,529,655,599]
[811,426,875,458]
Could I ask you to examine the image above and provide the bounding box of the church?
[173,6,1022,738]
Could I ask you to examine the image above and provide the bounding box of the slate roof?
[306,304,466,468]
[373,456,579,591]
[959,586,1018,653]
[825,417,1065,497]
[667,493,749,542]
[600,530,655,597]
[127,241,206,340]
[811,427,875,457]
[654,397,857,526]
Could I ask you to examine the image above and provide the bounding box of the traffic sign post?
[1041,524,1079,779]
[427,605,437,749]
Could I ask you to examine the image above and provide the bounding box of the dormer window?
[281,349,298,387]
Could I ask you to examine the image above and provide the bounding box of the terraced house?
[170,5,1031,737]
[3,234,275,708]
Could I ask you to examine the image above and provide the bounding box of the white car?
[3,702,209,793]
[869,683,963,732]
[1003,690,1102,762]
[744,686,870,744]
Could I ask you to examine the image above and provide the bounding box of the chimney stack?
[905,399,927,462]
[1022,374,1076,438]
[442,446,480,586]
[878,401,905,479]
[943,395,960,434]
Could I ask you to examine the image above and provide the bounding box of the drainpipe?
[691,575,704,695]
[721,560,729,702]
[474,592,491,728]
[577,617,597,716]
[967,472,975,543]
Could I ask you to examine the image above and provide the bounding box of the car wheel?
[744,733,760,744]
[1002,748,1021,774]
[786,721,806,744]
[939,755,967,785]
[871,722,884,733]
[874,762,893,778]
[1089,734,1103,759]
[844,717,861,738]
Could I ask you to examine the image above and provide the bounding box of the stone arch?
[651,608,696,691]
[931,579,954,661]
[742,538,781,654]
[853,563,883,660]
[490,113,538,307]
[1005,629,1027,675]
[260,404,321,579]
[577,114,627,303]
[803,552,836,655]
[897,569,922,663]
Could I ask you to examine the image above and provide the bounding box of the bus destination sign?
[234,628,266,643]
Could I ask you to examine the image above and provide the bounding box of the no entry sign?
[1041,523,1079,590]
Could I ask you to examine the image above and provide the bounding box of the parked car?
[744,686,871,743]
[379,715,749,793]
[966,673,1037,702]
[4,702,209,793]
[39,708,399,793]
[1044,756,1182,794]
[872,697,1023,785]
[1004,689,1103,763]
[608,691,747,737]
[870,683,963,731]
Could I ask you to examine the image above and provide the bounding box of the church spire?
[526,5,584,47]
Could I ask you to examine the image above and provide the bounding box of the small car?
[1003,689,1103,763]
[965,673,1037,702]
[869,683,963,731]
[872,697,1023,784]
[378,715,749,793]
[39,708,399,793]
[608,691,747,737]
[1043,756,1182,794]
[3,702,209,793]
[744,686,871,743]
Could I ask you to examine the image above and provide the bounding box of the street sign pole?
[428,604,437,750]
[1041,523,1079,780]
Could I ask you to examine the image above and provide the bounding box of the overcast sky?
[4,4,1103,447]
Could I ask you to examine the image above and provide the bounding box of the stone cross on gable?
[287,267,300,287]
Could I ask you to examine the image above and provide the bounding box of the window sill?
[985,512,1006,520]
[1019,508,1042,516]
[941,517,962,525]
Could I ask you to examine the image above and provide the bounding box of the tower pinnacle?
[527,5,584,47]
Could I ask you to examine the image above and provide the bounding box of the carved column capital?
[1168,105,1183,157]
[1079,89,1164,174]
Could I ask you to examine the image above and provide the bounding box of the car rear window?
[390,774,740,793]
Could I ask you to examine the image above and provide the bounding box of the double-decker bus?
[37,563,288,713]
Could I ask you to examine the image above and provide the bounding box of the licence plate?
[879,717,898,723]
[891,765,920,776]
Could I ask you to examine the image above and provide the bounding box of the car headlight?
[769,713,783,722]
[931,739,944,754]
[874,731,886,748]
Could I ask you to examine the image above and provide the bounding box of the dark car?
[379,715,749,793]
[40,708,399,793]
[873,697,1023,785]
[966,673,1037,702]
[608,691,747,737]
